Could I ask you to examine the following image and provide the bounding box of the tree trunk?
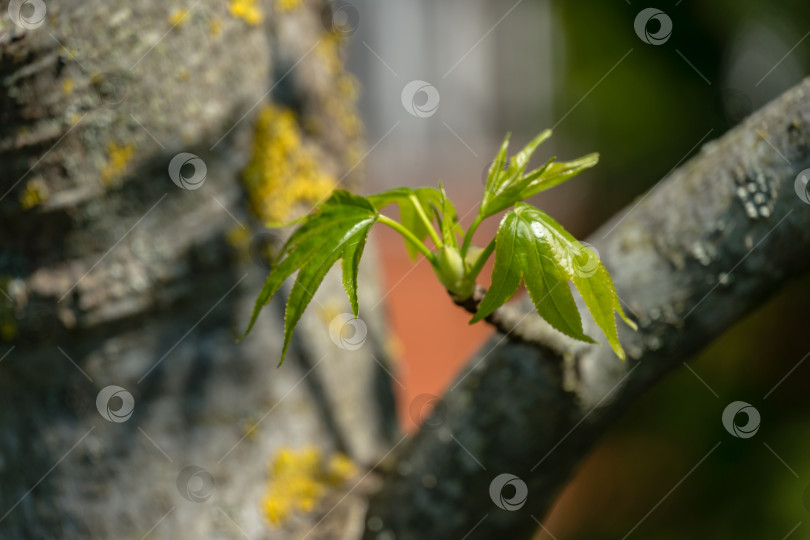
[0,1,396,539]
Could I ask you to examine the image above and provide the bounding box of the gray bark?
[0,2,395,539]
[364,79,810,539]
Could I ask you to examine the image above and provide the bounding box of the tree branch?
[452,284,573,358]
[365,77,810,539]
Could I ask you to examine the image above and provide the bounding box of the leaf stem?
[467,237,495,280]
[461,214,483,260]
[378,215,437,264]
[408,194,443,248]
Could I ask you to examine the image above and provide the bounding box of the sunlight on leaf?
[479,131,597,219]
[475,203,634,359]
[242,191,378,365]
[244,130,635,366]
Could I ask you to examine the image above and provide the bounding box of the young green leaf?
[435,183,461,248]
[478,131,598,219]
[368,187,443,258]
[469,213,522,323]
[478,203,634,359]
[341,233,367,317]
[521,224,595,343]
[472,209,594,344]
[242,190,378,365]
[519,153,599,200]
[502,129,552,182]
[272,190,373,262]
[516,153,599,201]
[245,129,636,367]
[480,130,551,217]
[483,134,510,193]
[282,218,375,362]
[522,205,637,333]
[364,186,412,209]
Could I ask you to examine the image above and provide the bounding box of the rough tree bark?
[0,2,396,539]
[364,79,810,539]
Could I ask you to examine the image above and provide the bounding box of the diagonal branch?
[364,77,810,539]
[452,284,573,357]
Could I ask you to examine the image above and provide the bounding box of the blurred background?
[343,0,810,538]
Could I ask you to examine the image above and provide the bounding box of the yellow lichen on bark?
[168,8,190,26]
[242,104,336,223]
[20,179,48,209]
[276,0,302,12]
[228,0,264,25]
[261,446,356,526]
[100,142,136,186]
